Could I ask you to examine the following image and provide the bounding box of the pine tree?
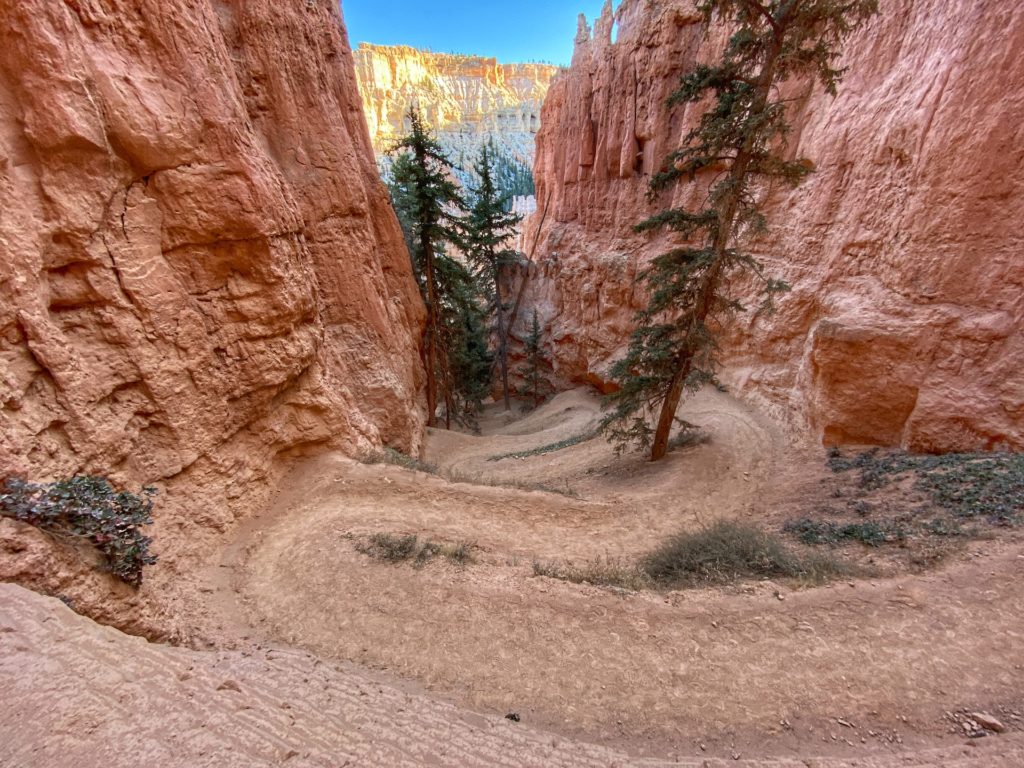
[388,107,467,427]
[492,149,535,203]
[518,310,550,410]
[385,152,418,251]
[602,0,878,460]
[462,141,524,411]
[446,289,494,428]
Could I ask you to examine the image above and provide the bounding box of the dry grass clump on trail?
[361,447,440,474]
[642,521,849,587]
[532,556,650,591]
[532,521,850,592]
[353,533,475,567]
[446,469,581,498]
[667,425,711,451]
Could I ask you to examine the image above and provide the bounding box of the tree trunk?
[413,134,442,430]
[443,353,454,430]
[649,24,786,461]
[650,357,692,461]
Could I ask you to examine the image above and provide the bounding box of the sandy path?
[7,582,1024,768]
[222,389,1024,762]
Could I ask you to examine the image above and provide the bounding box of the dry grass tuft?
[353,533,475,567]
[643,520,849,587]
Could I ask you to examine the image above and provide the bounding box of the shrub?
[355,532,420,561]
[642,521,846,587]
[0,476,158,586]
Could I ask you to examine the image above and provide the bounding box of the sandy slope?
[4,582,1024,768]
[8,581,1024,768]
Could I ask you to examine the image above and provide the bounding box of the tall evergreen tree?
[388,107,467,427]
[446,289,494,427]
[492,150,535,203]
[518,310,550,410]
[463,141,523,411]
[602,0,878,460]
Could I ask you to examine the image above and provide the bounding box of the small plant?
[667,423,710,451]
[361,448,440,474]
[353,532,475,567]
[923,518,969,538]
[783,518,905,547]
[442,540,475,565]
[0,476,158,586]
[642,521,847,587]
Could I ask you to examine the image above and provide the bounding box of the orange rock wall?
[523,0,1024,452]
[0,0,425,617]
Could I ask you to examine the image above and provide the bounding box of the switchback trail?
[215,389,1024,763]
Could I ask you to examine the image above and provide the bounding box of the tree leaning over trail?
[388,107,466,427]
[601,0,878,461]
[463,141,524,411]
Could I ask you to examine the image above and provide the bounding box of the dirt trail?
[9,583,1024,768]
[217,388,1024,763]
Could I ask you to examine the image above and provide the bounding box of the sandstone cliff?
[353,43,558,167]
[522,0,1024,452]
[0,0,425,628]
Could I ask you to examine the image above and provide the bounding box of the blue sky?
[342,1,618,66]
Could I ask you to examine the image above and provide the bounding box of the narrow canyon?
[0,0,1022,766]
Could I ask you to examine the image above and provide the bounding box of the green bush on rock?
[0,475,158,586]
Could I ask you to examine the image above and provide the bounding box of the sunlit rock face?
[520,0,1024,453]
[353,43,559,169]
[0,0,426,624]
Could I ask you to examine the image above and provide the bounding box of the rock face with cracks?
[0,0,425,629]
[522,0,1024,452]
